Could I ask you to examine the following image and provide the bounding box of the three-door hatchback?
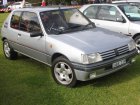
[1,7,138,87]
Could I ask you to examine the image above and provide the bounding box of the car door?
[95,5,129,35]
[7,11,22,49]
[16,11,47,63]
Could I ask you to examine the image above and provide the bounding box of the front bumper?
[72,50,137,81]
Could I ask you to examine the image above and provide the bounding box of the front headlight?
[81,53,102,64]
[128,41,136,51]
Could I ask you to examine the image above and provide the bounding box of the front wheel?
[52,56,77,87]
[3,39,18,60]
[134,36,140,53]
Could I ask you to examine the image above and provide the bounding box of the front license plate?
[112,59,126,68]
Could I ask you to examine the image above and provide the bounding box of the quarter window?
[83,6,98,19]
[10,11,21,29]
[19,12,41,32]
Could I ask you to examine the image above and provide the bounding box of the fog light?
[131,58,136,63]
[89,72,96,79]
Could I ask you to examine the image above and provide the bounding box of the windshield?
[40,8,93,35]
[119,5,140,21]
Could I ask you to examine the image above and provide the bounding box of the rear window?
[10,11,22,29]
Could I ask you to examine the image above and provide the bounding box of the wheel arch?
[51,53,69,64]
[1,37,7,41]
[132,33,140,40]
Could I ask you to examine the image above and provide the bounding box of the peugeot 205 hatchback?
[1,7,137,87]
[80,3,140,52]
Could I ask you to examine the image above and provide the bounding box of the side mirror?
[116,17,126,23]
[90,22,96,28]
[30,32,43,37]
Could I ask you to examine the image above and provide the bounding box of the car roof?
[113,0,140,3]
[81,3,139,8]
[80,3,120,10]
[13,6,74,13]
[80,3,138,12]
[112,1,140,3]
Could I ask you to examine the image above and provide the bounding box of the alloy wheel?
[54,62,73,85]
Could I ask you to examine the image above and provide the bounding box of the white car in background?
[80,3,140,52]
[112,0,140,8]
[8,2,32,10]
[112,0,140,3]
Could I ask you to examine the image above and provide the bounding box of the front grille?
[100,45,129,60]
[117,45,129,55]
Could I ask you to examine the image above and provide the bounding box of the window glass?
[20,12,41,32]
[10,11,21,29]
[97,6,123,21]
[83,6,98,19]
[40,9,92,35]
[119,5,140,21]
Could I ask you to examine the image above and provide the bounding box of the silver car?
[80,3,140,52]
[1,7,137,87]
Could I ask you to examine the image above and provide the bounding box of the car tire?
[52,56,77,87]
[3,39,18,60]
[134,35,140,53]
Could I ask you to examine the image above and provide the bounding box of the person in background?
[41,0,46,6]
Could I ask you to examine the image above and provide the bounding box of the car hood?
[132,21,140,25]
[50,28,132,53]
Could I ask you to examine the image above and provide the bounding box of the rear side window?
[83,6,99,19]
[10,11,22,29]
[97,6,122,21]
[19,12,41,32]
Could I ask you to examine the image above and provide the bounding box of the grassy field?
[0,13,140,105]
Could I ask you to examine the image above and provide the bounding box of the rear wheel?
[134,35,140,53]
[3,39,18,60]
[52,56,77,87]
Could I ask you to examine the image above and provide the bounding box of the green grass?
[0,13,140,105]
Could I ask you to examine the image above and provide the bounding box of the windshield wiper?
[69,25,82,29]
[56,28,71,35]
[82,22,94,30]
[55,24,93,35]
[56,25,82,34]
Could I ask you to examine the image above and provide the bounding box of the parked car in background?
[80,3,140,52]
[8,2,32,10]
[1,7,137,87]
[112,0,140,3]
[112,0,140,8]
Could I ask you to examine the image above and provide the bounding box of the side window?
[10,11,21,29]
[97,6,123,22]
[83,6,98,19]
[19,12,41,32]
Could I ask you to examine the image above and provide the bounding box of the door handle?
[18,33,21,37]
